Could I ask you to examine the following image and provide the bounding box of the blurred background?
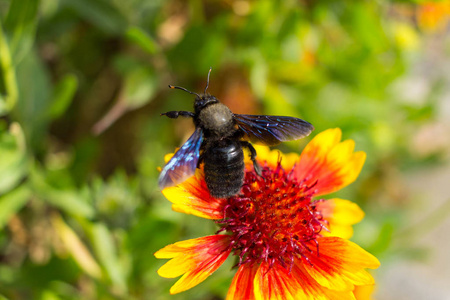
[1,0,450,299]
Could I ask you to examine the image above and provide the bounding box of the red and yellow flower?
[155,128,379,299]
[417,1,450,32]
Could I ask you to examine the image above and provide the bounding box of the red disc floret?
[217,162,327,271]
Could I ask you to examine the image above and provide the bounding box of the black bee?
[159,69,314,198]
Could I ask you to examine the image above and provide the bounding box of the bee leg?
[253,160,263,178]
[241,141,263,178]
[161,111,195,118]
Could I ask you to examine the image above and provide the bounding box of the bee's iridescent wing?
[158,127,204,189]
[234,114,314,146]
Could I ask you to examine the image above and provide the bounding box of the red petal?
[302,237,380,291]
[162,170,226,219]
[155,235,231,294]
[294,128,366,196]
[226,264,258,300]
[253,261,355,300]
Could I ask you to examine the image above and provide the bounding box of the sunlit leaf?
[40,290,62,300]
[52,214,103,279]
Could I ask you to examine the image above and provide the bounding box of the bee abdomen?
[204,140,244,198]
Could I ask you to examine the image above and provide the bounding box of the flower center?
[217,162,326,269]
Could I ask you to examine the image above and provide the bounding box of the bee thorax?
[198,103,235,137]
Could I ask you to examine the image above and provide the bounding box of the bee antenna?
[168,85,200,97]
[204,67,212,94]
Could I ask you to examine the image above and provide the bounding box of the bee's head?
[193,94,219,113]
[169,67,219,113]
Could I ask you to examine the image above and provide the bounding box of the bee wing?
[234,114,314,146]
[158,127,204,189]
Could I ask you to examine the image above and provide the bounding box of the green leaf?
[40,290,62,300]
[30,167,95,218]
[125,26,158,54]
[0,123,27,195]
[113,56,158,107]
[0,95,7,115]
[92,62,157,134]
[44,189,95,219]
[0,22,18,112]
[3,0,39,63]
[14,50,52,150]
[61,0,127,35]
[90,223,127,294]
[48,74,78,119]
[123,66,157,110]
[0,184,30,229]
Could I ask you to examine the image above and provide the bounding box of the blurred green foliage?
[0,0,448,299]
